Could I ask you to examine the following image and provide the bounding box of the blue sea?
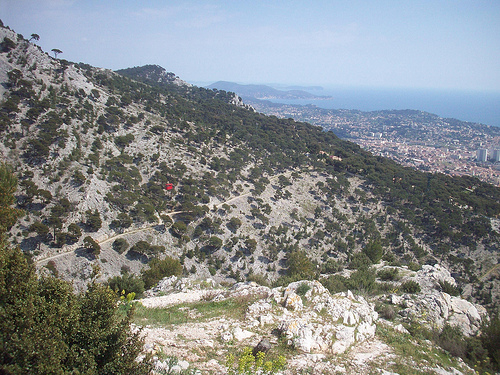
[267,87,500,128]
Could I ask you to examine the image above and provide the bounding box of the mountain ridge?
[207,80,332,100]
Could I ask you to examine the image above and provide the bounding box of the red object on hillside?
[165,183,174,191]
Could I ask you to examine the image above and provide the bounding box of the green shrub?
[112,238,129,254]
[83,236,100,257]
[141,256,183,290]
[377,267,399,281]
[346,267,377,293]
[321,258,343,274]
[481,314,500,371]
[85,209,102,232]
[363,240,383,264]
[207,236,223,251]
[285,250,317,281]
[247,273,270,287]
[400,280,421,294]
[45,260,58,277]
[437,324,467,358]
[320,275,348,294]
[114,134,135,148]
[296,282,311,296]
[171,221,187,237]
[438,280,460,296]
[128,241,164,258]
[107,273,145,297]
[349,252,372,270]
[225,347,286,375]
[375,302,397,320]
[407,262,421,271]
[227,217,242,233]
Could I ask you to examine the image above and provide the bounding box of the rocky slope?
[136,266,483,375]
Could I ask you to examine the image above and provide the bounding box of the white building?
[476,148,488,162]
[491,149,500,162]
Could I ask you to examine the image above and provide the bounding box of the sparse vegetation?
[400,280,421,294]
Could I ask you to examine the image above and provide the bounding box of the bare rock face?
[245,280,378,354]
[229,93,255,111]
[391,264,487,336]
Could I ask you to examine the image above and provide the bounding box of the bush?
[225,347,286,375]
[286,250,317,281]
[437,324,467,358]
[375,303,396,320]
[45,260,58,277]
[363,240,383,264]
[321,275,348,294]
[400,280,421,294]
[141,256,183,290]
[481,314,500,371]
[438,280,460,296]
[407,262,421,271]
[85,209,102,232]
[129,240,149,255]
[227,217,242,233]
[128,241,164,258]
[296,282,311,296]
[207,236,223,250]
[346,267,377,293]
[171,221,187,237]
[111,212,133,229]
[112,238,129,254]
[321,258,343,274]
[377,267,399,281]
[107,273,145,297]
[83,236,100,257]
[349,252,372,270]
[247,273,270,287]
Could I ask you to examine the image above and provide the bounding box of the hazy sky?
[1,0,499,91]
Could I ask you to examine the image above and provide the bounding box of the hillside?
[0,23,499,304]
[1,22,500,374]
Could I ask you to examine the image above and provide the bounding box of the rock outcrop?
[243,280,378,354]
[388,264,487,336]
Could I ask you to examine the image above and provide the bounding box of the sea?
[266,87,500,128]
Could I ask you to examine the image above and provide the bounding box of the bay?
[266,86,500,128]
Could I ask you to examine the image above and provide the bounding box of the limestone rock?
[233,326,254,341]
[275,280,378,354]
[284,292,303,311]
[392,264,487,336]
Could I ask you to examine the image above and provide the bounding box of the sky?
[1,0,499,91]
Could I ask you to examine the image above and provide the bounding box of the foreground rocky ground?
[134,264,482,374]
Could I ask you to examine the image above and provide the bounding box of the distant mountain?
[207,81,331,100]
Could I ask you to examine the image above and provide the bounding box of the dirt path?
[480,263,500,281]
